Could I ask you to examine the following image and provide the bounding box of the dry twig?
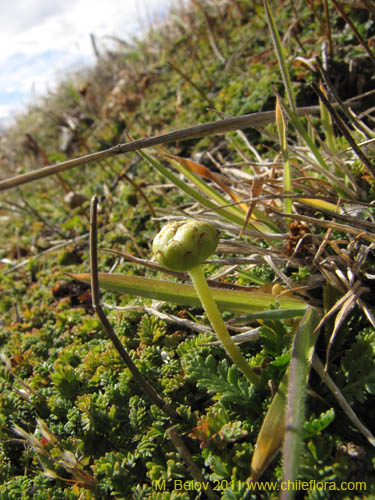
[89,195,178,420]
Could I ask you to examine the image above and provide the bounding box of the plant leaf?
[276,95,292,214]
[161,151,276,232]
[249,378,286,482]
[296,197,340,213]
[139,149,246,227]
[264,0,296,112]
[250,307,320,483]
[162,152,249,214]
[68,273,307,315]
[282,104,354,198]
[281,307,320,495]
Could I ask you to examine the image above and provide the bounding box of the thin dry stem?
[0,105,340,193]
[312,354,375,447]
[89,195,179,420]
[167,427,220,500]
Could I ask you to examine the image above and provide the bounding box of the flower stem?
[188,265,262,390]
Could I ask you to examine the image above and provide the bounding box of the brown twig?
[5,231,93,275]
[315,58,370,137]
[89,195,179,420]
[312,83,375,178]
[103,248,262,291]
[268,208,375,243]
[312,354,375,447]
[168,59,216,108]
[323,0,333,59]
[331,0,375,67]
[117,168,160,231]
[0,105,335,193]
[167,427,220,500]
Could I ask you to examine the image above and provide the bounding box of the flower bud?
[153,219,219,271]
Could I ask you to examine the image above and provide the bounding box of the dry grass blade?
[103,303,215,335]
[308,204,375,233]
[249,383,286,482]
[316,57,371,137]
[4,231,92,274]
[104,248,188,280]
[0,105,339,192]
[269,209,375,243]
[320,282,368,372]
[331,0,375,66]
[357,297,375,329]
[312,355,375,447]
[202,328,261,345]
[275,94,292,215]
[240,176,265,237]
[313,282,362,333]
[161,152,249,213]
[104,247,264,291]
[313,84,375,178]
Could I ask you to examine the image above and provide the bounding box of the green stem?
[188,265,262,390]
[281,307,319,500]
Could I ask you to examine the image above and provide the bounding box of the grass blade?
[282,104,355,197]
[276,94,292,214]
[162,152,277,231]
[281,307,320,500]
[264,0,296,112]
[69,272,307,315]
[139,149,247,227]
[319,83,337,154]
[162,152,249,215]
[250,307,320,486]
[249,377,287,481]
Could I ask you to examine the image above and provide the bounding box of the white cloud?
[0,1,68,39]
[0,0,173,125]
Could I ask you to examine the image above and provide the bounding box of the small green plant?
[152,219,262,389]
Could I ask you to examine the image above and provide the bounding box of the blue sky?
[0,0,174,127]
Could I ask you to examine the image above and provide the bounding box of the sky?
[0,0,174,128]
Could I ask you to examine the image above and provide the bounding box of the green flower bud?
[152,219,219,271]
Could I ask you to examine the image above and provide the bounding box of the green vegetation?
[1,0,375,498]
[153,219,262,388]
